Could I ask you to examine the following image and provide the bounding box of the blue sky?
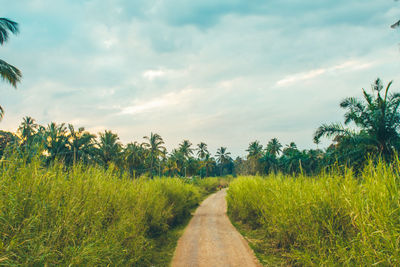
[2,0,400,156]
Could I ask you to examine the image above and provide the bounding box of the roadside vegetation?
[228,159,400,265]
[0,153,229,266]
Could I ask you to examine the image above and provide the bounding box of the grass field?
[0,155,227,266]
[227,160,400,266]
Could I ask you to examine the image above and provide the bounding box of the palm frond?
[0,105,3,121]
[313,123,349,144]
[391,19,400,29]
[340,97,365,111]
[0,59,22,88]
[0,18,19,45]
[362,89,373,106]
[384,80,393,103]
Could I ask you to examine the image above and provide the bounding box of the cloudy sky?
[2,0,400,156]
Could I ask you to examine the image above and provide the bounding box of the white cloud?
[275,60,375,87]
[119,88,199,115]
[143,69,167,80]
[142,68,190,81]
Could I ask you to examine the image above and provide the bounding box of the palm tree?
[266,138,282,157]
[68,124,95,165]
[0,130,19,157]
[164,157,180,177]
[143,132,166,178]
[216,147,231,164]
[42,122,69,164]
[314,78,400,158]
[246,141,263,158]
[97,130,122,167]
[196,142,209,160]
[17,116,38,145]
[246,141,263,175]
[203,153,216,177]
[179,139,194,159]
[216,146,231,176]
[124,142,146,177]
[0,18,22,120]
[280,142,303,174]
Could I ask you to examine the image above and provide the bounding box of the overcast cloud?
[1,0,400,156]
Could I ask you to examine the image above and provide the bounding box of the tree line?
[1,77,399,178]
[237,78,400,176]
[0,121,234,178]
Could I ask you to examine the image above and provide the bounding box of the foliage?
[0,18,22,120]
[0,154,201,266]
[228,159,400,265]
[314,78,400,160]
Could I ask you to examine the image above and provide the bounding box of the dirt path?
[172,189,261,267]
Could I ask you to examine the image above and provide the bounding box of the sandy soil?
[171,189,261,267]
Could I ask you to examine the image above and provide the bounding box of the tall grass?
[0,155,201,266]
[227,160,400,266]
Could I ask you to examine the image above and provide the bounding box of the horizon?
[2,0,400,157]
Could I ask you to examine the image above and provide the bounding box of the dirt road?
[172,189,261,267]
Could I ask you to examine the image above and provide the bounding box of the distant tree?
[67,124,95,165]
[246,141,263,175]
[143,132,165,178]
[179,139,194,159]
[216,147,232,175]
[18,116,38,146]
[164,155,180,177]
[266,138,282,157]
[42,122,69,164]
[203,153,216,177]
[0,18,22,120]
[0,130,19,157]
[97,130,122,167]
[246,141,263,158]
[124,142,146,177]
[196,142,209,160]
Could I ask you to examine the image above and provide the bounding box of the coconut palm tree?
[203,153,216,177]
[266,138,282,157]
[18,116,38,145]
[0,130,19,157]
[246,141,263,158]
[314,78,400,158]
[246,141,263,175]
[196,142,209,160]
[164,156,180,177]
[216,147,231,164]
[124,141,146,177]
[42,122,69,164]
[0,18,22,120]
[67,124,96,165]
[179,139,194,159]
[97,130,122,167]
[143,132,165,178]
[216,146,231,176]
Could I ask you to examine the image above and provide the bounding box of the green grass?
[0,155,204,266]
[227,160,400,266]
